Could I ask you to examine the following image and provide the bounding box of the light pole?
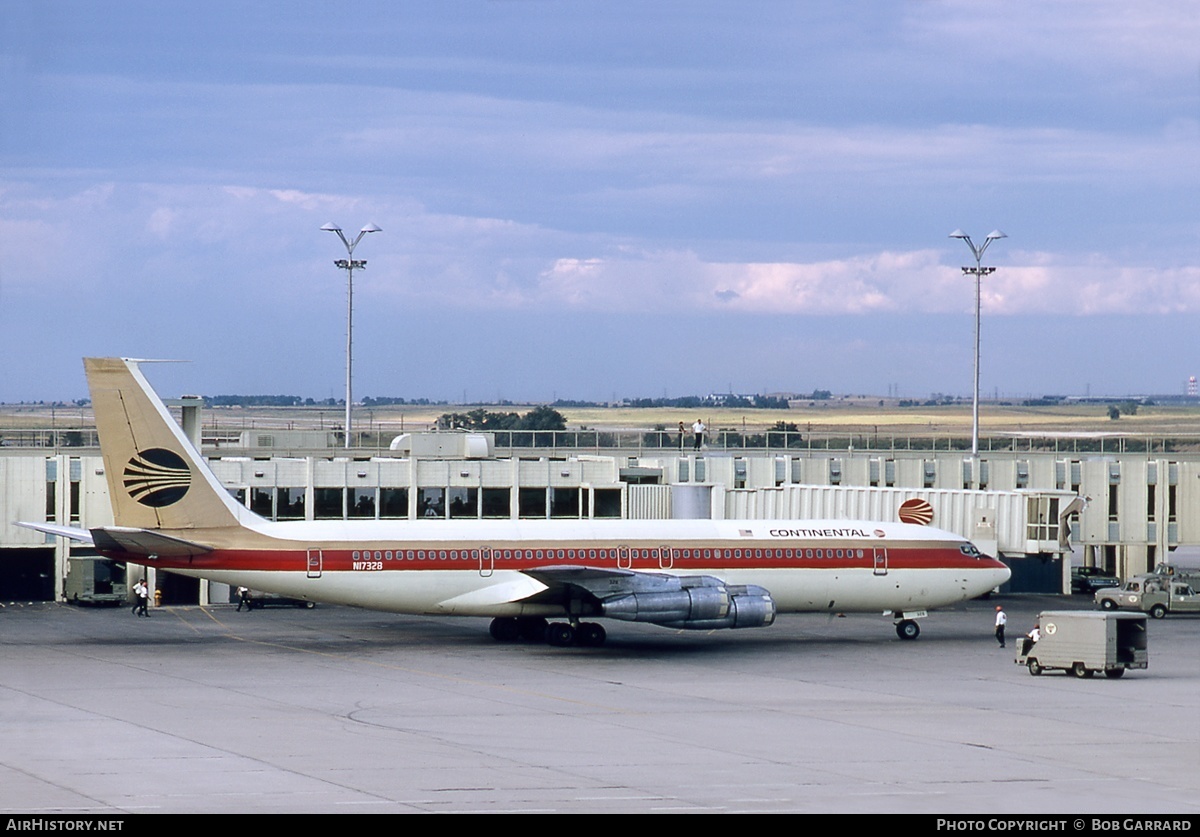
[322,222,382,449]
[949,228,1006,458]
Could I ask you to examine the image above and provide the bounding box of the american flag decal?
[739,529,754,537]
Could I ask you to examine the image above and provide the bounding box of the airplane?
[21,357,1011,647]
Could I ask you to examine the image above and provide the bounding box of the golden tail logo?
[124,447,192,507]
[86,358,253,532]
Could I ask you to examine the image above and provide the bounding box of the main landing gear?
[895,619,921,640]
[489,617,608,648]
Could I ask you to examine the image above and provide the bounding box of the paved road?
[1,596,1197,814]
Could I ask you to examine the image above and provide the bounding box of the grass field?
[4,399,1199,440]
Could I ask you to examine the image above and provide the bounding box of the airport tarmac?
[1,596,1197,814]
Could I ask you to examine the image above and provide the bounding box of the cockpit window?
[959,543,982,558]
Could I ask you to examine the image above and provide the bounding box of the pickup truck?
[1094,574,1200,619]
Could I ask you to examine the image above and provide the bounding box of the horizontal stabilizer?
[15,522,95,543]
[90,527,213,558]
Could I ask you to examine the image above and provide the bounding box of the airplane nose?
[991,559,1012,588]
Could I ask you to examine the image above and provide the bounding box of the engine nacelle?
[654,585,776,630]
[601,586,729,624]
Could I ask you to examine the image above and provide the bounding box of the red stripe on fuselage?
[99,544,1001,573]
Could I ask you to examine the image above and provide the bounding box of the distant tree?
[515,405,567,431]
[437,405,566,431]
[208,394,303,407]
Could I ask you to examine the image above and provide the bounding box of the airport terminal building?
[2,407,1198,604]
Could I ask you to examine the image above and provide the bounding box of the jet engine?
[601,583,775,630]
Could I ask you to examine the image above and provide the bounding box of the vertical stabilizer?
[85,358,253,531]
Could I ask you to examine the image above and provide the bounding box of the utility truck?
[1015,611,1147,678]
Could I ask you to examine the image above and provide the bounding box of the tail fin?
[85,358,254,531]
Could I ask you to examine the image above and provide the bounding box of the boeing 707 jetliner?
[22,358,1010,646]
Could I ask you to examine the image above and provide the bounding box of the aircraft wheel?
[545,622,576,647]
[895,619,920,641]
[1027,659,1042,676]
[1104,668,1125,679]
[576,622,607,647]
[1072,662,1089,678]
[516,616,548,641]
[489,617,521,642]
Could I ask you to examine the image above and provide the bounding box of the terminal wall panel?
[550,461,580,487]
[724,489,757,519]
[894,459,925,488]
[480,459,515,486]
[416,459,451,488]
[842,457,872,488]
[627,484,672,520]
[372,458,411,486]
[1178,462,1200,544]
[990,460,1017,492]
[273,458,309,486]
[448,461,481,486]
[0,456,47,546]
[80,458,114,528]
[1076,460,1115,544]
[1030,456,1058,489]
[578,458,618,485]
[518,459,551,487]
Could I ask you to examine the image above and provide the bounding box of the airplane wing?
[521,565,774,628]
[524,564,693,599]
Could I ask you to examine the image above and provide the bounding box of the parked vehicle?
[1094,574,1200,618]
[1015,611,1147,678]
[1070,565,1120,595]
[64,558,127,606]
[1152,564,1200,585]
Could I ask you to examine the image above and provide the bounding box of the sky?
[2,1,1198,404]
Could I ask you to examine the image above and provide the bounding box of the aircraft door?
[617,545,631,569]
[659,545,673,569]
[479,546,493,578]
[307,549,323,579]
[873,547,888,576]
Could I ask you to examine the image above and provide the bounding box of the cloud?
[4,180,1198,320]
[906,0,1200,78]
[519,248,1200,317]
